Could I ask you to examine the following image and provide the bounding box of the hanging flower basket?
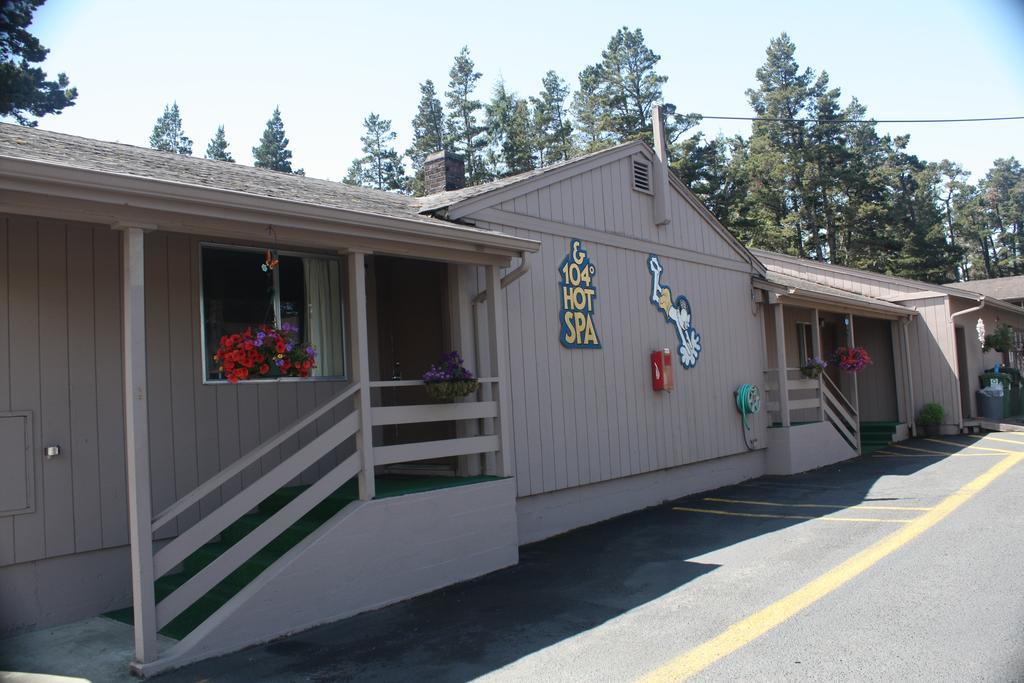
[213,323,317,383]
[800,357,828,379]
[422,351,479,401]
[831,346,872,374]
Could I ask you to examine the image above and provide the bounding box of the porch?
[115,221,537,674]
[757,273,916,472]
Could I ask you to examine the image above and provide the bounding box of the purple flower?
[285,343,294,352]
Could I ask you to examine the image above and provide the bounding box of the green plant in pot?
[984,324,1014,353]
[918,402,944,437]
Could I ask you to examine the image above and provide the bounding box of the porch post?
[902,319,917,436]
[771,298,790,427]
[890,319,907,426]
[117,224,157,664]
[485,265,514,477]
[348,251,375,500]
[811,308,824,421]
[847,313,861,450]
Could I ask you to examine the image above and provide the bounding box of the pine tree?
[0,0,78,126]
[149,102,193,155]
[531,71,574,165]
[343,113,408,192]
[584,27,669,145]
[743,33,815,256]
[406,80,446,195]
[484,80,535,177]
[205,125,234,162]
[571,65,609,152]
[252,107,293,173]
[444,47,487,184]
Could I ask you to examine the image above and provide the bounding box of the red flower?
[259,364,270,375]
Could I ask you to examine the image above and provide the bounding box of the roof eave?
[0,155,541,258]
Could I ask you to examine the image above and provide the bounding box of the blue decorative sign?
[648,254,701,367]
[559,239,601,348]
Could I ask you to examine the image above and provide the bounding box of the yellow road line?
[888,442,1007,456]
[925,438,1009,453]
[672,507,914,524]
[703,497,932,512]
[640,451,1024,682]
[873,450,999,458]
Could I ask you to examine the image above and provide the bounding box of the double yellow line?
[640,449,1024,682]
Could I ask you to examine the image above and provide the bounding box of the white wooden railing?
[764,368,860,452]
[821,372,860,451]
[142,376,505,654]
[369,378,500,465]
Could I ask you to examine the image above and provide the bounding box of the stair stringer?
[136,478,518,677]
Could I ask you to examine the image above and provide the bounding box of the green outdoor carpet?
[106,474,501,640]
[860,421,899,455]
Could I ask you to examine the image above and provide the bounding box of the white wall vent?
[632,159,653,194]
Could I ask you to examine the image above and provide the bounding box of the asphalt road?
[155,432,1024,682]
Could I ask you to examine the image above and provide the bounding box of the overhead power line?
[696,115,1024,124]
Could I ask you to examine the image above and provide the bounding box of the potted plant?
[213,323,317,383]
[800,356,828,379]
[984,324,1014,353]
[832,346,872,373]
[918,402,944,437]
[422,351,480,401]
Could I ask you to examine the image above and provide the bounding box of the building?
[1,119,1022,675]
[947,274,1024,308]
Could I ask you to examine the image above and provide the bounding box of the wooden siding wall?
[469,161,767,498]
[903,297,959,426]
[0,216,350,568]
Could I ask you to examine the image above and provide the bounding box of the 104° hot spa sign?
[559,239,601,348]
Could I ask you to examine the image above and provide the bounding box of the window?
[796,321,814,364]
[201,245,346,381]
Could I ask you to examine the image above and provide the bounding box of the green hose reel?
[735,383,761,430]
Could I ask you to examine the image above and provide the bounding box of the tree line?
[3,0,1020,284]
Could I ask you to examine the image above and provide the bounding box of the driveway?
[7,432,1023,682]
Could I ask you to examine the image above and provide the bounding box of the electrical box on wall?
[651,349,674,392]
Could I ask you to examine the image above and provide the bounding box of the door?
[955,325,972,419]
[373,256,454,449]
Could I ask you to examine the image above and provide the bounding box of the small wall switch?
[45,445,60,459]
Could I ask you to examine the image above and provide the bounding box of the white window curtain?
[303,258,344,377]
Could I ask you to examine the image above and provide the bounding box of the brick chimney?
[424,150,465,194]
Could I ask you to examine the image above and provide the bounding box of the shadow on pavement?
[157,434,994,682]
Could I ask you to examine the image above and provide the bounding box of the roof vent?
[632,159,652,194]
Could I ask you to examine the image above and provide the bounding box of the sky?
[18,0,1024,183]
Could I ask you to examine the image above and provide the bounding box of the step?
[105,474,501,642]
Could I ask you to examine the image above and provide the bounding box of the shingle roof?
[417,144,640,213]
[946,275,1024,303]
[0,123,449,227]
[765,271,914,316]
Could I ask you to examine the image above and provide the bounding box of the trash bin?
[980,372,1014,417]
[977,389,1004,421]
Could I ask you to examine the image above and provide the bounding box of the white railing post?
[771,299,790,427]
[485,265,514,477]
[812,308,824,421]
[115,223,158,664]
[348,251,375,500]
